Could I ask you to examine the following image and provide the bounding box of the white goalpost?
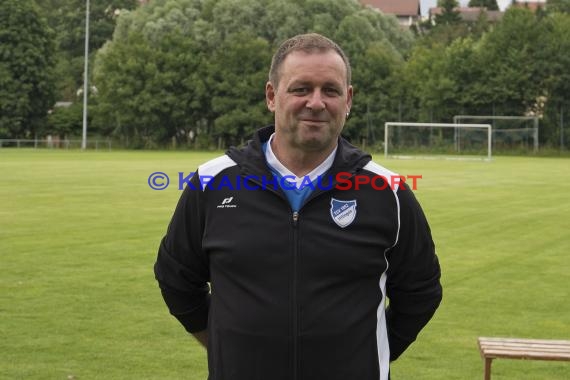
[384,122,492,161]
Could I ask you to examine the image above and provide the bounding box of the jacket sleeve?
[385,183,442,361]
[154,172,210,333]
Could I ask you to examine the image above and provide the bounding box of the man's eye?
[324,88,340,95]
[290,88,308,94]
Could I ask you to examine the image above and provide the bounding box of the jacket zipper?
[244,173,357,380]
[244,175,301,379]
[292,211,299,380]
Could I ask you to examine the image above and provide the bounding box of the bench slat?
[480,343,570,351]
[481,344,570,351]
[481,348,570,355]
[482,349,570,361]
[481,342,570,347]
[478,337,570,361]
[479,337,570,346]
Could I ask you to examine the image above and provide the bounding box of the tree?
[36,0,138,100]
[424,0,492,46]
[332,8,410,143]
[403,43,455,122]
[209,33,273,147]
[477,7,545,116]
[404,4,569,148]
[94,28,206,147]
[47,103,83,138]
[349,40,406,146]
[94,0,217,147]
[468,0,500,10]
[0,0,56,138]
[93,0,413,147]
[536,12,570,145]
[441,37,489,115]
[435,0,462,26]
[547,0,570,13]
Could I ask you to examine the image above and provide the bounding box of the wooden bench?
[478,337,570,380]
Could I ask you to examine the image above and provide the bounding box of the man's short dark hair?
[268,33,352,89]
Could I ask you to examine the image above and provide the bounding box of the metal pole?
[384,123,389,158]
[81,0,90,150]
[561,104,565,151]
[453,116,458,152]
[488,125,492,161]
[534,116,538,153]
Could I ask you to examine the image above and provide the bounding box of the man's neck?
[270,136,337,177]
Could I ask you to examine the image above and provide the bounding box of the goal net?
[453,115,539,153]
[384,122,492,161]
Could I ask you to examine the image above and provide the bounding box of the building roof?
[430,6,485,16]
[512,1,547,12]
[429,7,503,22]
[463,10,503,22]
[360,0,421,17]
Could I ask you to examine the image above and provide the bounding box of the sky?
[419,0,519,16]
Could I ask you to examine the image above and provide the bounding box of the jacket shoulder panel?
[198,154,237,190]
[362,161,399,184]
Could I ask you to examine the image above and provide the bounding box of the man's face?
[266,50,353,153]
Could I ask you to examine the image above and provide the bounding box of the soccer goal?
[384,122,492,161]
[453,115,539,153]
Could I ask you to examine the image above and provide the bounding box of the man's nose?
[306,89,325,112]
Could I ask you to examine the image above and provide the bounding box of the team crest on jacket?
[330,198,357,228]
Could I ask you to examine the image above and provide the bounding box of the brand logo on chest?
[330,198,357,228]
[217,196,238,209]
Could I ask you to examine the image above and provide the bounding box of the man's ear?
[346,85,353,114]
[266,81,276,112]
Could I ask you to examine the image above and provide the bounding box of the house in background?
[359,0,421,28]
[428,6,503,25]
[511,0,547,12]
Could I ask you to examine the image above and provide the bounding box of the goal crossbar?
[384,122,492,160]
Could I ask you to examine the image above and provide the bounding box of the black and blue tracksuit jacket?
[155,125,442,380]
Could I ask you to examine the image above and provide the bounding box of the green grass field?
[1,149,569,379]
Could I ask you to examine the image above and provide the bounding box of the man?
[155,33,442,380]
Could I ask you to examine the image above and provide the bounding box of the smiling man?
[266,45,352,172]
[155,33,442,380]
